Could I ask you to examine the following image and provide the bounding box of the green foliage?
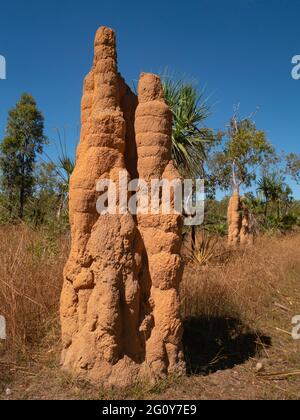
[257,173,293,218]
[162,76,216,179]
[203,198,228,236]
[0,121,75,230]
[207,222,228,236]
[52,128,75,185]
[286,153,300,184]
[25,162,70,231]
[281,214,300,230]
[45,128,75,222]
[242,192,263,215]
[260,214,299,235]
[0,93,47,220]
[209,113,276,191]
[24,163,58,226]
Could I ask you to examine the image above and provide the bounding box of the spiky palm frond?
[53,128,75,186]
[257,173,293,218]
[187,231,217,266]
[162,76,214,178]
[257,174,285,204]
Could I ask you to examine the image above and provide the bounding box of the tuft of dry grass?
[0,225,69,356]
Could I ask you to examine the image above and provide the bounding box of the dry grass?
[0,225,68,356]
[0,226,300,399]
[181,233,300,383]
[182,234,300,324]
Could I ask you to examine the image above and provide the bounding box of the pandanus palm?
[162,77,215,178]
[46,128,75,219]
[257,174,292,218]
[162,77,215,248]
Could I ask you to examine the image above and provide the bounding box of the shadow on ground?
[183,316,272,375]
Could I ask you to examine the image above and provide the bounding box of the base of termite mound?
[61,355,186,389]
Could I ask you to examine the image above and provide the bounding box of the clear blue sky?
[0,0,300,196]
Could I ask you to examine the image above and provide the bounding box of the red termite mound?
[227,187,242,247]
[60,26,185,387]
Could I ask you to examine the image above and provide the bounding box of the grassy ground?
[0,226,300,400]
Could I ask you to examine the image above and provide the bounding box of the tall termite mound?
[60,27,185,387]
[227,190,254,246]
[135,73,185,377]
[240,199,254,246]
[227,187,242,246]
